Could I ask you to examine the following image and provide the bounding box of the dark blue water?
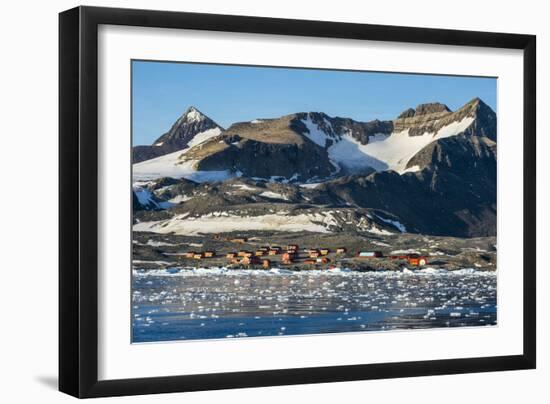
[132,267,497,343]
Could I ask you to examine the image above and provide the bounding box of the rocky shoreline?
[132,231,496,272]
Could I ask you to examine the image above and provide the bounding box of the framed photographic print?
[59,6,536,398]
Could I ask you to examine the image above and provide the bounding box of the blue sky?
[132,60,497,146]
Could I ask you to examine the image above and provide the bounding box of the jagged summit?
[163,106,221,140]
[461,97,494,116]
[457,97,497,141]
[397,102,451,119]
[174,106,208,125]
[415,102,451,116]
[132,106,224,163]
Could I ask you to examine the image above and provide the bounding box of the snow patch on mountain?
[186,127,222,148]
[133,212,331,235]
[133,186,174,209]
[167,194,193,203]
[133,148,237,183]
[367,226,394,236]
[328,131,389,171]
[401,165,421,174]
[232,184,258,191]
[259,191,290,201]
[359,116,474,173]
[374,214,407,233]
[302,115,475,174]
[302,115,333,147]
[178,106,205,123]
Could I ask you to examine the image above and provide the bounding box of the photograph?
[131,61,498,343]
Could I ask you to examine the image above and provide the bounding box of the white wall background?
[0,0,546,402]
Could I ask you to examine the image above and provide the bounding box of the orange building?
[241,256,261,266]
[407,254,428,266]
[282,252,294,264]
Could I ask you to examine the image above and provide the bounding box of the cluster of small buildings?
[225,249,270,268]
[222,244,350,267]
[180,243,427,269]
[184,250,216,260]
[356,251,428,266]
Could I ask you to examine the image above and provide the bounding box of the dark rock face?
[397,103,450,120]
[132,145,166,163]
[397,108,416,119]
[153,106,222,149]
[132,107,223,163]
[458,98,497,141]
[331,118,394,144]
[320,135,496,237]
[195,138,335,181]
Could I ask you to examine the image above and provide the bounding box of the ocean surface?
[132,267,497,343]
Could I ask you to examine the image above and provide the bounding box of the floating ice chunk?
[450,312,462,317]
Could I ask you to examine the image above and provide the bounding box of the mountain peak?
[178,106,207,124]
[130,107,224,162]
[464,97,493,113]
[448,97,495,122]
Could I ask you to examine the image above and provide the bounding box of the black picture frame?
[59,5,536,398]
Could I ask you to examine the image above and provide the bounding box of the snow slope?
[133,186,173,209]
[133,141,237,183]
[133,209,398,235]
[133,212,331,235]
[259,191,289,200]
[351,117,474,173]
[186,127,222,148]
[133,127,230,182]
[302,115,335,147]
[302,114,475,174]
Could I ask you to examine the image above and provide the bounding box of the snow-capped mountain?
[132,106,224,163]
[296,98,494,175]
[133,98,496,183]
[132,98,496,237]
